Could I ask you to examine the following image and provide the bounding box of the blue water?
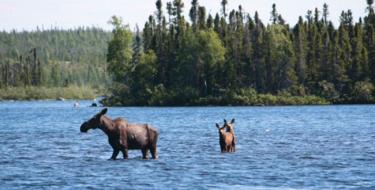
[0,101,374,189]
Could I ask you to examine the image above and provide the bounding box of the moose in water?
[216,119,236,152]
[80,108,159,160]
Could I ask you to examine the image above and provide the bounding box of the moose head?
[224,118,235,133]
[216,123,226,134]
[80,108,108,133]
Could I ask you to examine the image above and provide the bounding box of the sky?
[0,0,369,31]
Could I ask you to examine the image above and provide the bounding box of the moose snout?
[80,122,89,133]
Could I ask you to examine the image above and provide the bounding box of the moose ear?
[99,108,108,115]
[231,118,235,124]
[224,119,227,124]
[216,123,220,129]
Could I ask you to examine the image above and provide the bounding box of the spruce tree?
[197,6,206,30]
[252,11,266,92]
[293,17,308,85]
[270,4,278,24]
[221,0,228,18]
[322,3,329,25]
[189,0,199,31]
[207,14,214,29]
[132,25,142,67]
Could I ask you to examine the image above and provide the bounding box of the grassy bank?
[0,86,100,100]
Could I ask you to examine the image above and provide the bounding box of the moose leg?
[150,145,158,159]
[232,138,236,152]
[111,149,120,160]
[121,148,128,159]
[141,148,149,159]
[225,145,231,152]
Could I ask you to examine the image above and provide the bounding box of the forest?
[102,0,375,106]
[1,1,375,105]
[0,27,111,99]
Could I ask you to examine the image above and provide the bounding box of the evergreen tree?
[349,23,367,82]
[252,12,267,92]
[214,13,221,34]
[243,14,254,87]
[322,3,329,25]
[270,4,278,24]
[132,25,142,67]
[293,17,308,85]
[320,25,331,82]
[267,25,297,92]
[366,25,375,83]
[189,0,199,31]
[156,0,163,25]
[221,0,228,18]
[197,6,207,30]
[207,14,214,29]
[334,25,351,94]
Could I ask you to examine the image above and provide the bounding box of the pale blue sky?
[0,0,368,31]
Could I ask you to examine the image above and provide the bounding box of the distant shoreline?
[1,98,373,107]
[1,87,373,106]
[101,94,331,107]
[0,86,99,101]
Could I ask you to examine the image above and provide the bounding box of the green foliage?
[0,27,111,88]
[352,81,374,102]
[100,1,375,106]
[107,16,133,83]
[317,80,340,100]
[130,50,158,104]
[147,84,168,105]
[266,25,297,91]
[196,29,226,94]
[5,1,374,105]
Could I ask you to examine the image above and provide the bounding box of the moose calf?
[216,118,236,152]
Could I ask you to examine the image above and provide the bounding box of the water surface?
[0,101,374,189]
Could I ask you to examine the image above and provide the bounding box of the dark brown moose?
[216,118,236,153]
[80,108,158,160]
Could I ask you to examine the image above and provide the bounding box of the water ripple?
[0,102,374,189]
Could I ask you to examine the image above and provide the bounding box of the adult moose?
[80,108,158,160]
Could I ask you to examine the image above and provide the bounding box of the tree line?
[0,27,111,88]
[0,48,42,88]
[104,0,375,106]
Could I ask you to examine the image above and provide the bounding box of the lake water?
[0,101,374,189]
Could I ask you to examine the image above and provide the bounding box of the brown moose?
[216,118,236,152]
[80,108,158,160]
[224,119,236,152]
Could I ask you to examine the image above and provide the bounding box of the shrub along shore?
[101,88,331,106]
[0,86,99,100]
[102,94,329,107]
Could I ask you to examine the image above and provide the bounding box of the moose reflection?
[80,108,158,160]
